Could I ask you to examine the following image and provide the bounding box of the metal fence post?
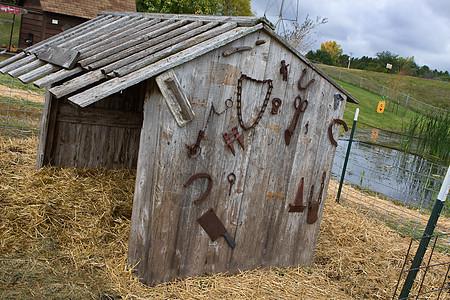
[398,166,450,299]
[336,108,359,203]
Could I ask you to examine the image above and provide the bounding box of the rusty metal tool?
[186,130,205,158]
[328,119,349,147]
[297,68,315,90]
[289,177,306,212]
[284,96,308,145]
[280,60,289,81]
[271,98,282,115]
[183,173,213,204]
[197,208,236,248]
[307,172,327,224]
[223,127,245,156]
[305,121,309,134]
[227,173,236,196]
[306,185,317,224]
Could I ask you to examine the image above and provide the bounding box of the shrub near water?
[401,112,450,164]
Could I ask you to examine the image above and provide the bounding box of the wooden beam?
[80,19,186,68]
[57,16,131,49]
[0,54,36,74]
[8,59,46,78]
[97,20,208,75]
[49,70,105,99]
[112,21,225,77]
[68,25,262,107]
[33,67,83,89]
[25,15,114,54]
[73,18,160,54]
[0,51,25,69]
[18,63,60,83]
[36,90,53,169]
[98,11,261,26]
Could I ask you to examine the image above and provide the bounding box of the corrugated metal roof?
[0,11,358,106]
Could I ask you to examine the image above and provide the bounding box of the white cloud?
[251,0,450,71]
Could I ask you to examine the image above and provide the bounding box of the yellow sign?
[377,99,386,114]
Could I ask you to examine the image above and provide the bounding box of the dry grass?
[0,136,448,299]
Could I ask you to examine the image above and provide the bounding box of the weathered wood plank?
[8,59,46,78]
[36,45,79,69]
[36,90,53,169]
[57,16,130,49]
[0,54,36,74]
[25,15,113,54]
[81,19,190,69]
[18,63,61,84]
[99,11,261,26]
[68,25,261,107]
[49,70,104,99]
[155,69,195,127]
[74,18,161,54]
[0,52,26,69]
[110,21,221,77]
[56,103,143,129]
[33,67,83,89]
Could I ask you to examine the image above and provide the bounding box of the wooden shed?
[17,0,136,49]
[0,11,358,285]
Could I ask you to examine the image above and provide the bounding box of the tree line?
[305,43,449,81]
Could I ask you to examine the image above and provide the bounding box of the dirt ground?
[0,136,448,299]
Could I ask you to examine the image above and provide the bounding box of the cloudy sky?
[251,0,450,72]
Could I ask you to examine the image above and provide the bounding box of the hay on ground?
[0,136,448,299]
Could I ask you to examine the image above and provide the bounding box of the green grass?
[339,80,421,132]
[332,67,450,111]
[0,12,21,47]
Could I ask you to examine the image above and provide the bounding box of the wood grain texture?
[128,29,349,285]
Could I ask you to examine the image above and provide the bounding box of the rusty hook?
[183,173,213,204]
[298,68,315,90]
[328,119,349,147]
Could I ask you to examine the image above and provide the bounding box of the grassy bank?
[330,67,450,111]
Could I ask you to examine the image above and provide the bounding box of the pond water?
[332,139,448,209]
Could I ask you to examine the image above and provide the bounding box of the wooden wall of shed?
[39,82,146,169]
[128,29,347,285]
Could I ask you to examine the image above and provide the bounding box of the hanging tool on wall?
[280,60,289,81]
[271,98,282,115]
[284,96,308,145]
[183,173,213,204]
[328,118,349,147]
[197,208,236,248]
[186,130,205,158]
[236,74,273,130]
[185,99,233,158]
[307,172,326,224]
[223,127,245,156]
[289,177,306,212]
[297,68,315,90]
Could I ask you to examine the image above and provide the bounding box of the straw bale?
[0,135,448,299]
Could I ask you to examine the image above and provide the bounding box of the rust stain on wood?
[209,62,239,86]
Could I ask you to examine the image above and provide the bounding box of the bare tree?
[282,15,328,54]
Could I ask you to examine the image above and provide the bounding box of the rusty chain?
[236,74,273,131]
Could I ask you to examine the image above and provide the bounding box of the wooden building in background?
[17,0,136,49]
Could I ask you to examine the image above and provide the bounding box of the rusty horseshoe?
[328,119,349,147]
[183,173,213,204]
